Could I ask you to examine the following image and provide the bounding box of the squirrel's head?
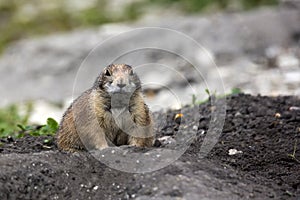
[94,64,141,95]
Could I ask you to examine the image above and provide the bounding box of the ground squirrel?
[56,64,154,152]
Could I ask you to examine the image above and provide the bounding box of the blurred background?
[0,0,299,136]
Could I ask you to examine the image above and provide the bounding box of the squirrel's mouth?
[112,88,127,94]
[109,88,133,95]
[105,83,137,95]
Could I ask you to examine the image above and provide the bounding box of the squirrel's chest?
[110,108,134,133]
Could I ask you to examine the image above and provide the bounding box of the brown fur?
[56,64,154,152]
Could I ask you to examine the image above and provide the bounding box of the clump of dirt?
[0,135,56,154]
[197,94,300,198]
[0,94,299,199]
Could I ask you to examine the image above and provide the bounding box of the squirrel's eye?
[129,70,134,75]
[105,70,111,76]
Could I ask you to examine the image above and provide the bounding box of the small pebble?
[198,129,205,135]
[275,113,281,118]
[228,149,243,155]
[193,125,198,131]
[159,136,171,141]
[235,112,242,117]
[93,185,99,191]
[289,106,300,111]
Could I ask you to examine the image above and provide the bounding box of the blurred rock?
[28,100,64,124]
[0,7,299,119]
[277,53,299,70]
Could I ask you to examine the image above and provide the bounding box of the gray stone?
[0,7,299,109]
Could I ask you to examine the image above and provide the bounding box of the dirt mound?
[0,94,299,199]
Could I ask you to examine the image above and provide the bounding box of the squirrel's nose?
[117,83,126,88]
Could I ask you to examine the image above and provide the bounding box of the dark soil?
[0,94,299,200]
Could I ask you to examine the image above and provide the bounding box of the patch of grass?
[287,140,300,163]
[241,0,279,10]
[127,0,279,14]
[230,87,242,95]
[0,0,135,53]
[77,7,109,26]
[191,88,212,106]
[123,2,144,21]
[0,0,279,53]
[17,117,58,138]
[191,94,197,106]
[0,103,32,137]
[0,103,58,138]
[192,87,243,105]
